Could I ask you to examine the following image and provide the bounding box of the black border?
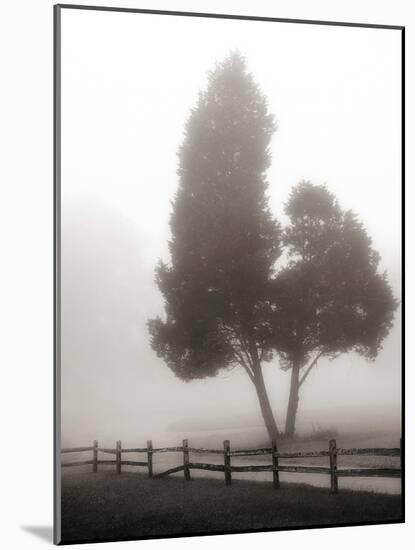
[53,4,405,545]
[53,4,62,545]
[57,3,404,29]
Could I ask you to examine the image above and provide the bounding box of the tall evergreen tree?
[148,52,281,441]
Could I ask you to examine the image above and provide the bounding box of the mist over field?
[61,200,401,450]
[60,10,401,453]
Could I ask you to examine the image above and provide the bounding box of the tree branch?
[233,350,255,382]
[218,323,256,381]
[241,361,255,382]
[299,351,324,388]
[239,335,255,370]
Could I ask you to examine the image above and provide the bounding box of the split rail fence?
[61,438,402,493]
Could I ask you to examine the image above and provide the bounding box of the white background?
[0,0,411,549]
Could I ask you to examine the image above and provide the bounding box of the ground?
[60,471,402,544]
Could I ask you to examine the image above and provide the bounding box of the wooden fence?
[61,438,402,494]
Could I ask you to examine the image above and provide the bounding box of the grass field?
[61,471,402,543]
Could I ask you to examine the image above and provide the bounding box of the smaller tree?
[272,182,398,438]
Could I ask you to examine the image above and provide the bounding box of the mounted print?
[54,4,404,545]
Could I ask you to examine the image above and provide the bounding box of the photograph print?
[55,5,404,545]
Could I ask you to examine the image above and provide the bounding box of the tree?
[148,52,282,441]
[271,182,398,438]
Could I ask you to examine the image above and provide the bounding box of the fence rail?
[61,438,402,493]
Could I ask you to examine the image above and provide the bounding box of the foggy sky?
[60,9,402,446]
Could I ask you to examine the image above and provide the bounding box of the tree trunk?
[252,367,280,442]
[285,361,300,438]
[248,343,279,442]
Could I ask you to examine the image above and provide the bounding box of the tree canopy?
[148,53,398,442]
[272,182,398,436]
[148,52,281,440]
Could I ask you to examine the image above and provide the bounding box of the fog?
[60,10,401,448]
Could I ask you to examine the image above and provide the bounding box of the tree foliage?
[148,52,281,439]
[147,52,398,442]
[272,182,398,436]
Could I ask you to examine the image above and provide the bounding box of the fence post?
[224,440,232,486]
[329,439,338,494]
[116,440,122,474]
[147,440,153,478]
[183,439,191,481]
[272,440,280,489]
[93,439,98,473]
